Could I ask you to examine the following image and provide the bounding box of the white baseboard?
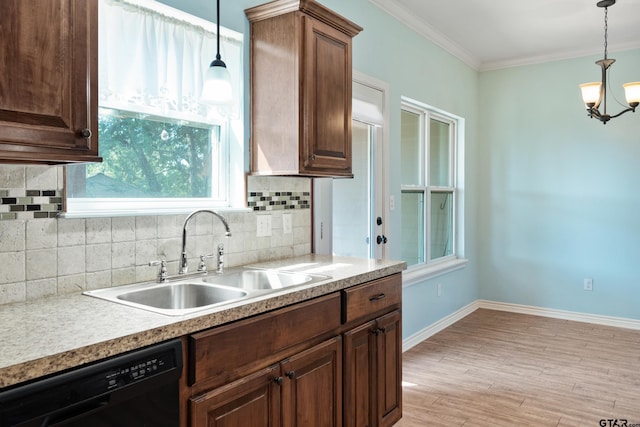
[476,299,640,330]
[402,301,480,352]
[402,299,640,352]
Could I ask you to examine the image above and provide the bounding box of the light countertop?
[0,255,405,388]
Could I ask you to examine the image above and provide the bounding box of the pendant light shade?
[201,0,232,105]
[580,82,602,109]
[623,82,640,106]
[202,59,232,105]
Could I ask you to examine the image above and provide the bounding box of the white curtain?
[99,0,243,121]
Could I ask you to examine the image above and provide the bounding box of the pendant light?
[201,0,232,105]
[579,0,640,124]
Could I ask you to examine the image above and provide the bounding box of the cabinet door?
[281,336,342,427]
[190,365,281,427]
[0,0,99,163]
[302,16,353,177]
[375,311,402,427]
[343,320,375,427]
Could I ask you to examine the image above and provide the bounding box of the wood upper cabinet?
[0,0,100,164]
[246,0,362,177]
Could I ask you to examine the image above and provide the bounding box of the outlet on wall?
[282,213,292,234]
[583,278,593,291]
[257,215,272,237]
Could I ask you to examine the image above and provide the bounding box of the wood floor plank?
[395,309,640,427]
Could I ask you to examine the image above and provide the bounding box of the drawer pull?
[369,293,386,301]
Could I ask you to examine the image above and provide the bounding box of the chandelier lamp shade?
[201,0,233,105]
[579,0,640,124]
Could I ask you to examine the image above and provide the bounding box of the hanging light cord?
[603,5,627,108]
[603,6,608,60]
[216,0,222,61]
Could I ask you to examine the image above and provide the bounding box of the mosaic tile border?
[247,191,310,211]
[0,189,309,218]
[0,189,62,220]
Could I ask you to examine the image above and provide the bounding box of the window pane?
[401,191,425,266]
[429,118,450,186]
[67,108,222,199]
[430,191,453,260]
[400,110,421,185]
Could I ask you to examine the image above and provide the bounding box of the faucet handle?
[149,259,168,282]
[198,254,215,273]
[216,243,225,274]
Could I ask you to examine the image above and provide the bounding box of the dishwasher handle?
[43,397,110,426]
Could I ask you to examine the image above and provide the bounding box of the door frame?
[352,70,390,259]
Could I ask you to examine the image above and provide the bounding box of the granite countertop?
[0,254,405,389]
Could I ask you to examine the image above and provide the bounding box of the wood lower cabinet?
[185,273,402,427]
[246,0,362,177]
[0,0,100,164]
[190,365,281,427]
[281,337,342,427]
[342,276,402,427]
[374,311,402,427]
[190,337,342,427]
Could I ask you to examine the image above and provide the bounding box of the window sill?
[58,206,252,219]
[402,258,468,288]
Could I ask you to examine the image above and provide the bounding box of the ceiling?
[370,0,640,71]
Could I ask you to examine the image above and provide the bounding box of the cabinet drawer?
[189,293,341,388]
[341,274,401,324]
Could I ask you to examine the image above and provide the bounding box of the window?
[66,0,244,215]
[400,98,465,276]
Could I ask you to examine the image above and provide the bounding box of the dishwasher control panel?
[105,350,175,390]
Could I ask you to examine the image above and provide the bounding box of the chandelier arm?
[607,107,636,120]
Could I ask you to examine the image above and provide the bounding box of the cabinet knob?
[285,370,296,379]
[79,128,92,138]
[274,376,284,385]
[373,327,387,336]
[310,154,316,161]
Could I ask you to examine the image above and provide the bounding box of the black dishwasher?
[0,339,182,427]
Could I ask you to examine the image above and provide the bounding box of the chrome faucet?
[180,209,231,275]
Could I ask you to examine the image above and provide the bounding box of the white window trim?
[64,0,246,217]
[400,97,467,285]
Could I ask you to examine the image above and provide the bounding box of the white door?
[331,74,388,259]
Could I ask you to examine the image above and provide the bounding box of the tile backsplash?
[0,165,312,306]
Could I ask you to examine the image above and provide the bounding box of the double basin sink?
[84,268,329,316]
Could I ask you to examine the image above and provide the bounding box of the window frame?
[64,0,247,217]
[400,97,467,285]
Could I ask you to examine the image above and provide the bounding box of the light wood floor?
[396,309,640,427]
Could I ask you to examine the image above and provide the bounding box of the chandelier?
[579,0,640,124]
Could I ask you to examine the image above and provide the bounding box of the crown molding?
[369,0,640,72]
[480,41,640,72]
[369,0,481,71]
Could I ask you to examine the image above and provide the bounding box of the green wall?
[478,49,640,319]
